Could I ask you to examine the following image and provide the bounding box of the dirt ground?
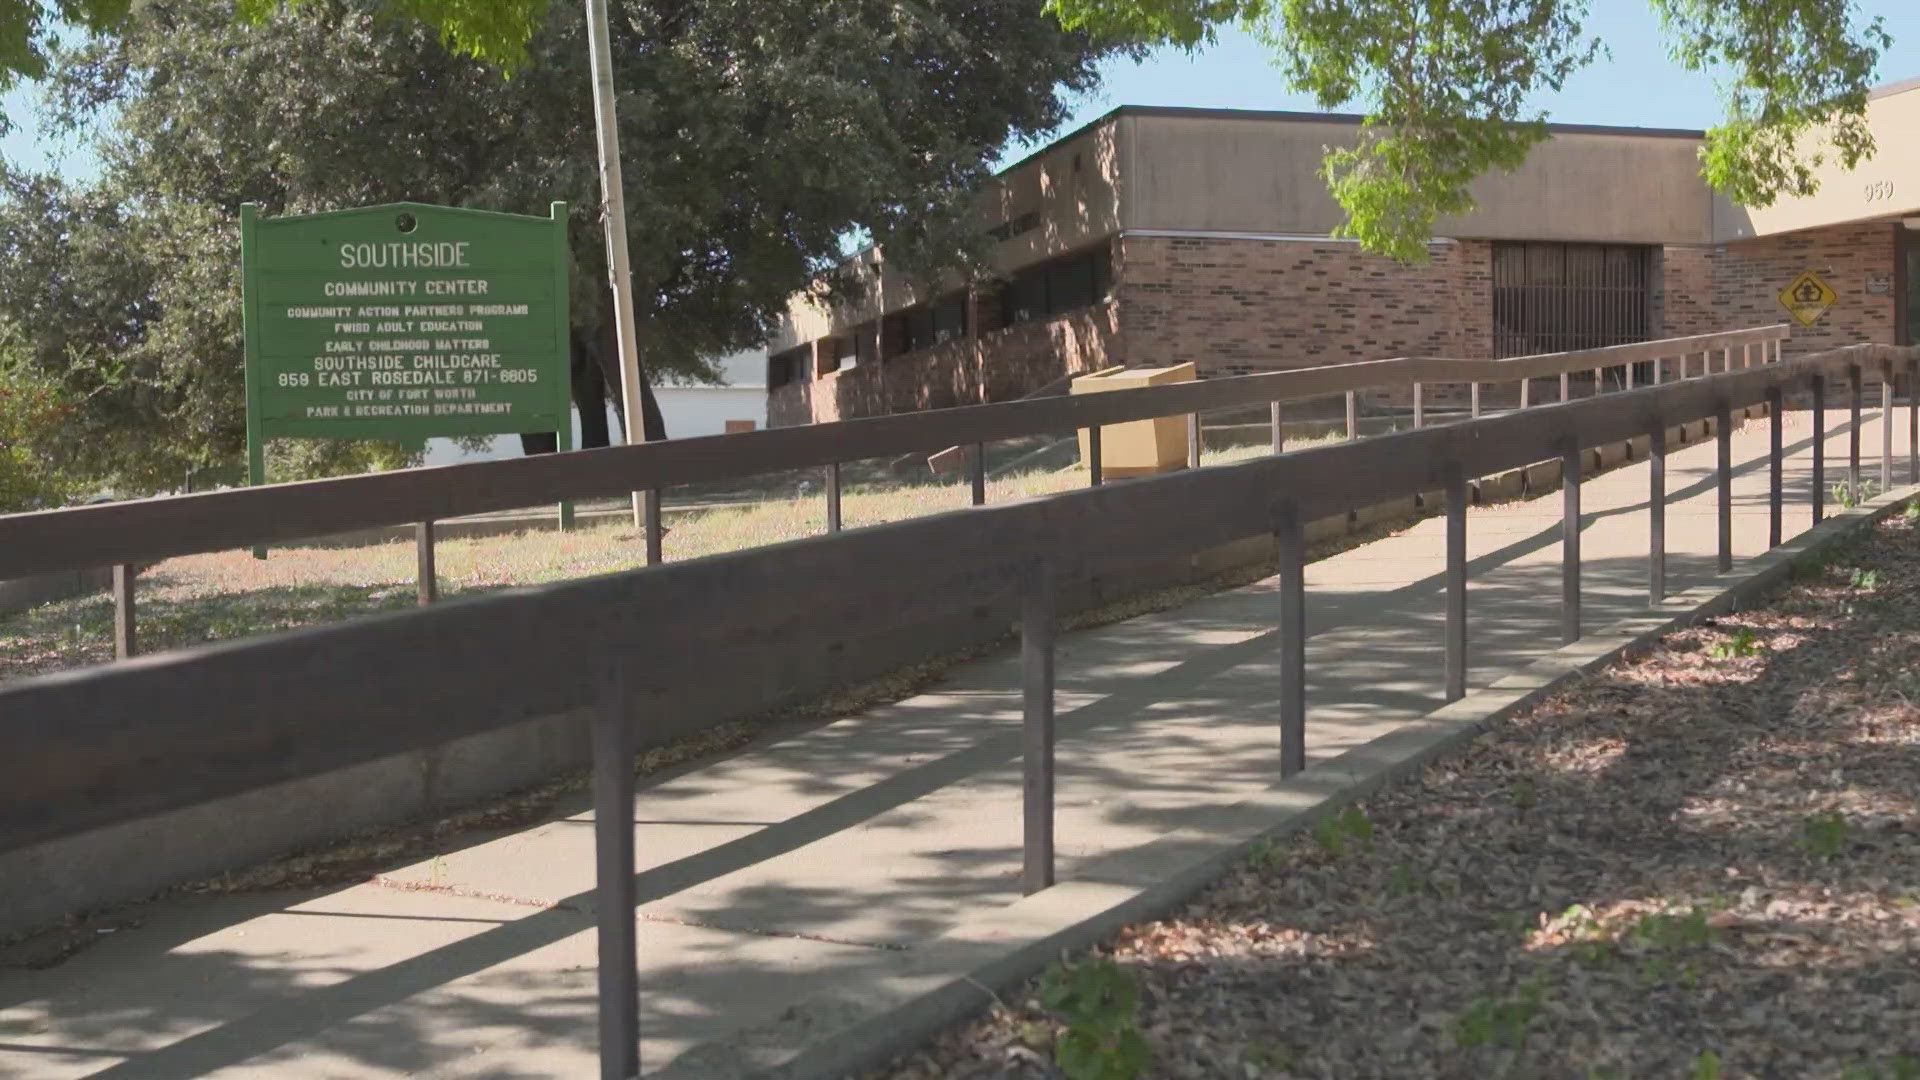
[877,506,1920,1080]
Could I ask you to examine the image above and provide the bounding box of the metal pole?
[825,463,842,533]
[591,667,639,1080]
[1444,464,1467,702]
[1649,419,1666,606]
[1882,368,1894,494]
[1561,445,1580,646]
[113,563,136,660]
[1849,364,1862,495]
[1813,374,1827,523]
[1716,404,1732,573]
[1559,371,1569,403]
[1088,426,1103,486]
[1021,559,1056,895]
[1270,401,1285,453]
[1520,376,1531,409]
[1275,501,1306,775]
[1411,383,1423,429]
[1188,412,1204,466]
[1345,391,1358,440]
[644,489,663,564]
[1470,382,1481,419]
[585,0,649,529]
[416,521,436,605]
[970,444,987,506]
[1768,386,1783,549]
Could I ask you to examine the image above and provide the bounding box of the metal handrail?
[1,339,1911,1077]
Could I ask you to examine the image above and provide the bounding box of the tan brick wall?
[1658,245,1720,340]
[768,302,1121,426]
[1116,234,1489,379]
[1713,222,1898,359]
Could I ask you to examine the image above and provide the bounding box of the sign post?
[241,201,574,554]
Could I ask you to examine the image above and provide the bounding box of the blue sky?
[7,3,1920,179]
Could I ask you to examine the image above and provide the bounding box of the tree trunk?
[519,331,614,454]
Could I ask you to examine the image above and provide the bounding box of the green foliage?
[1802,810,1851,858]
[1903,500,1920,524]
[7,0,1125,492]
[1038,958,1150,1080]
[1849,567,1883,591]
[1708,627,1761,659]
[1311,805,1375,855]
[1692,1049,1724,1080]
[1046,0,1890,261]
[0,328,92,510]
[1833,477,1880,509]
[1454,978,1544,1050]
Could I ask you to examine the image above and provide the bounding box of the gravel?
[876,509,1920,1079]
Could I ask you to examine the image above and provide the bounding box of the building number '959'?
[1865,180,1895,202]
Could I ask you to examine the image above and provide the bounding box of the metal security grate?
[1493,242,1653,359]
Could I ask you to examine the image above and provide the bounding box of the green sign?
[240,201,573,486]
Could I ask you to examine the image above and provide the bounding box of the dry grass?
[0,437,1339,683]
[878,505,1920,1080]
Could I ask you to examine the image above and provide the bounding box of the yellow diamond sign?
[1778,270,1836,328]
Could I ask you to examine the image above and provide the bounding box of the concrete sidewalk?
[0,407,1906,1078]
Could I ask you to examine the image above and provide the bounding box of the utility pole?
[585,0,648,527]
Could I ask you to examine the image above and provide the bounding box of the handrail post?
[1653,354,1664,384]
[1768,386,1783,549]
[1088,426,1103,486]
[1271,400,1285,453]
[1849,363,1862,496]
[1559,371,1569,403]
[1723,345,1733,373]
[1593,365,1603,394]
[113,563,136,660]
[1188,412,1204,466]
[1813,374,1827,523]
[1519,376,1531,410]
[970,444,987,506]
[1470,382,1481,419]
[1444,463,1467,702]
[1561,443,1580,645]
[1345,391,1358,440]
[1882,364,1894,495]
[825,463,842,532]
[1274,500,1306,775]
[591,665,639,1080]
[1716,403,1733,573]
[645,490,663,564]
[1743,342,1752,369]
[1649,418,1666,606]
[1021,556,1056,895]
[1411,383,1423,430]
[416,521,436,606]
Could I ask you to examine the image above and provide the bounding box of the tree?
[1046,0,1892,261]
[5,0,1130,488]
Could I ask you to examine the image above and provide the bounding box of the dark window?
[1492,242,1652,358]
[851,323,877,366]
[998,243,1113,329]
[987,211,1041,242]
[767,346,807,389]
[931,291,969,343]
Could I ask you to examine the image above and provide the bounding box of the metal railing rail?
[2,339,1913,1078]
[0,326,1791,662]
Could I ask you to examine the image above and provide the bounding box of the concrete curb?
[651,479,1919,1080]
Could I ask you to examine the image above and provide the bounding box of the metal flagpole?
[585,0,648,528]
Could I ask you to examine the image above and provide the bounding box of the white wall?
[420,349,766,466]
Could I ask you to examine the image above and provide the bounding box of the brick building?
[765,78,1920,427]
